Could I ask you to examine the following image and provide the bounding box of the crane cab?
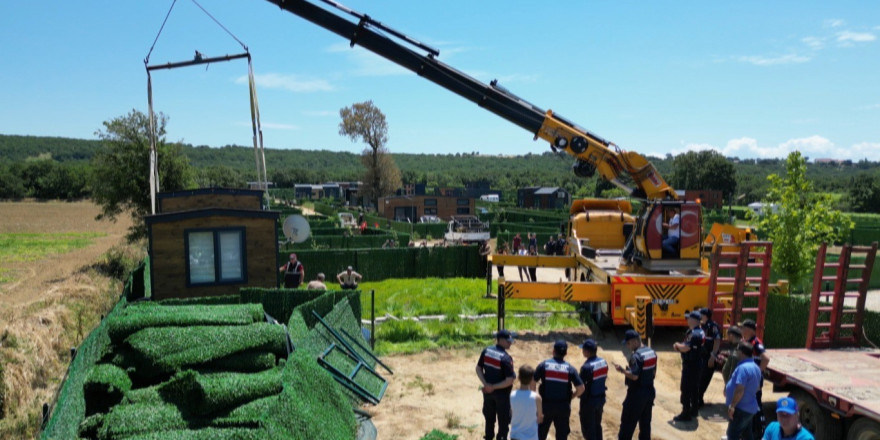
[632,201,702,272]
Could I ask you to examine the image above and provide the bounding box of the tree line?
[3,119,880,213]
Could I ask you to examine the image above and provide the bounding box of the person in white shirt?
[510,364,543,440]
[336,266,362,290]
[662,212,681,256]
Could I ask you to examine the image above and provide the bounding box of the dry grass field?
[0,201,140,439]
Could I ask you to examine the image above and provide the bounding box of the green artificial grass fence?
[41,296,128,439]
[107,303,265,343]
[124,323,288,378]
[739,293,880,349]
[278,245,485,283]
[46,264,369,440]
[83,364,131,416]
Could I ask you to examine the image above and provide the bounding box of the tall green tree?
[748,151,853,290]
[338,101,402,208]
[90,109,192,241]
[846,173,880,213]
[671,150,737,200]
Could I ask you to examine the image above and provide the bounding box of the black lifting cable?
[144,0,178,66]
[142,0,267,214]
[190,0,248,52]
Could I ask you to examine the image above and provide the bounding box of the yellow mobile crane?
[265,0,757,330]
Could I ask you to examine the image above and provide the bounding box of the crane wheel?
[572,160,596,178]
[570,136,588,154]
[848,418,880,440]
[791,390,842,440]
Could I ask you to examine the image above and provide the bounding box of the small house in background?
[676,189,723,209]
[517,187,570,210]
[377,195,475,222]
[146,188,280,301]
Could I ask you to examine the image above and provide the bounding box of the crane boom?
[264,0,677,200]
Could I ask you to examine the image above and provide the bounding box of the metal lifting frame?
[143,0,269,214]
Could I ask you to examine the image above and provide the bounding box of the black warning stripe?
[504,284,516,298]
[644,284,685,301]
[563,284,573,301]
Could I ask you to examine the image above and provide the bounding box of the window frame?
[184,226,248,287]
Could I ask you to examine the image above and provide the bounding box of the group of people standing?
[478,312,813,440]
[672,309,814,440]
[476,329,656,440]
[277,253,362,290]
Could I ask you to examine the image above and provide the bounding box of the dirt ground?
[370,327,786,440]
[0,201,135,436]
[0,200,133,306]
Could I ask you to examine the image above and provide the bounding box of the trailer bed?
[767,348,880,420]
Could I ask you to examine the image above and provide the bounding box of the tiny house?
[146,188,279,300]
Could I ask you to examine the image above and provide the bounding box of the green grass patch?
[359,278,578,317]
[421,430,459,440]
[0,232,103,263]
[363,278,582,354]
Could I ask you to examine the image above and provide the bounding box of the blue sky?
[1,1,878,161]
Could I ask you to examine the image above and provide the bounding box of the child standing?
[510,365,543,440]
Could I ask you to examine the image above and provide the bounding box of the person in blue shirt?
[673,311,705,422]
[762,397,814,440]
[725,342,763,440]
[578,339,607,440]
[534,340,585,440]
[477,329,517,440]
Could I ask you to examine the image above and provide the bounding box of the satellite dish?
[282,215,311,244]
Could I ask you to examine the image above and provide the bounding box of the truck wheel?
[848,418,880,440]
[791,390,842,440]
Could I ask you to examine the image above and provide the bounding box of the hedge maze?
[43,274,383,440]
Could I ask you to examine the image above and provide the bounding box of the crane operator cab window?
[661,208,681,258]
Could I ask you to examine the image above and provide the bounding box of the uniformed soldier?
[697,307,721,407]
[578,339,607,440]
[741,319,770,437]
[554,233,566,256]
[672,311,705,422]
[534,340,585,440]
[615,329,656,440]
[476,329,517,440]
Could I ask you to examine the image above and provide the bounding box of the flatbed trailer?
[763,242,880,440]
[767,348,880,439]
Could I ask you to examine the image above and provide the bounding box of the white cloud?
[837,31,876,44]
[850,142,880,160]
[801,36,825,50]
[824,19,846,28]
[677,136,880,161]
[717,135,836,159]
[733,54,811,66]
[236,73,334,93]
